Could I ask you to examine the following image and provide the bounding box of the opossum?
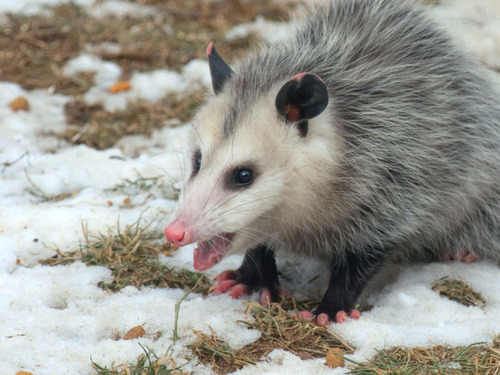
[164,0,500,325]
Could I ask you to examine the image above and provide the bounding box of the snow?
[63,54,122,90]
[226,16,291,44]
[335,262,500,361]
[0,0,499,374]
[63,54,209,111]
[433,0,500,69]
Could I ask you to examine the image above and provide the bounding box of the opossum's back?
[231,0,475,99]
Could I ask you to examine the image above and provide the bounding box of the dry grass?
[432,276,486,308]
[25,172,79,202]
[0,1,293,90]
[0,1,294,150]
[109,174,180,201]
[43,219,212,295]
[349,335,500,374]
[190,301,355,375]
[189,275,494,374]
[62,91,204,149]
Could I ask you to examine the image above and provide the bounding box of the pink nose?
[164,220,193,246]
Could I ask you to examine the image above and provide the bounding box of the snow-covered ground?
[0,0,499,374]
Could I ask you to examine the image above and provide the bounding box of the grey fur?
[218,0,500,261]
[181,0,500,318]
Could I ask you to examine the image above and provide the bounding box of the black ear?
[275,73,329,123]
[207,43,233,95]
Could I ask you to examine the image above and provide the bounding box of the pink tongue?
[193,234,232,271]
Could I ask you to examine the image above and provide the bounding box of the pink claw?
[457,250,479,264]
[260,289,273,307]
[441,249,479,263]
[316,313,330,326]
[212,270,250,299]
[294,309,362,325]
[349,309,361,320]
[336,311,348,323]
[296,311,314,320]
[227,284,249,299]
[295,311,331,326]
[212,279,236,295]
[336,309,361,323]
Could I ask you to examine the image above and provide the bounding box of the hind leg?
[441,249,479,263]
[212,245,283,304]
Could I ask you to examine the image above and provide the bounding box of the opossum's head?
[165,43,335,271]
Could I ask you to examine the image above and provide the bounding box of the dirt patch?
[0,1,295,149]
[0,1,294,92]
[62,91,203,149]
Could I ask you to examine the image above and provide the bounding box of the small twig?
[24,168,48,199]
[1,152,28,172]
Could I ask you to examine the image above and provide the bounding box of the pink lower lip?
[193,233,234,271]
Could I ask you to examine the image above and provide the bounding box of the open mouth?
[193,233,234,271]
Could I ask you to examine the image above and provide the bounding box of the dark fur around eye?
[192,150,202,176]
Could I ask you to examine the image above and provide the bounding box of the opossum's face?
[164,44,333,271]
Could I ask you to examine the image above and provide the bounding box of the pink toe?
[460,251,478,264]
[260,289,272,306]
[297,311,314,320]
[335,310,348,323]
[228,284,249,299]
[212,279,236,294]
[349,309,361,320]
[316,313,330,326]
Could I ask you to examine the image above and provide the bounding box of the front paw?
[211,269,285,304]
[211,270,249,298]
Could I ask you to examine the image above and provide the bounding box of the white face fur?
[172,84,341,256]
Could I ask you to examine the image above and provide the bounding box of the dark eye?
[192,150,202,175]
[232,168,254,187]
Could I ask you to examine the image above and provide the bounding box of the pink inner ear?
[206,42,214,56]
[294,72,307,80]
[285,104,300,122]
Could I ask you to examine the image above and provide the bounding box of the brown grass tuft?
[43,219,212,295]
[62,92,203,149]
[350,335,500,374]
[432,276,486,308]
[190,301,354,375]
